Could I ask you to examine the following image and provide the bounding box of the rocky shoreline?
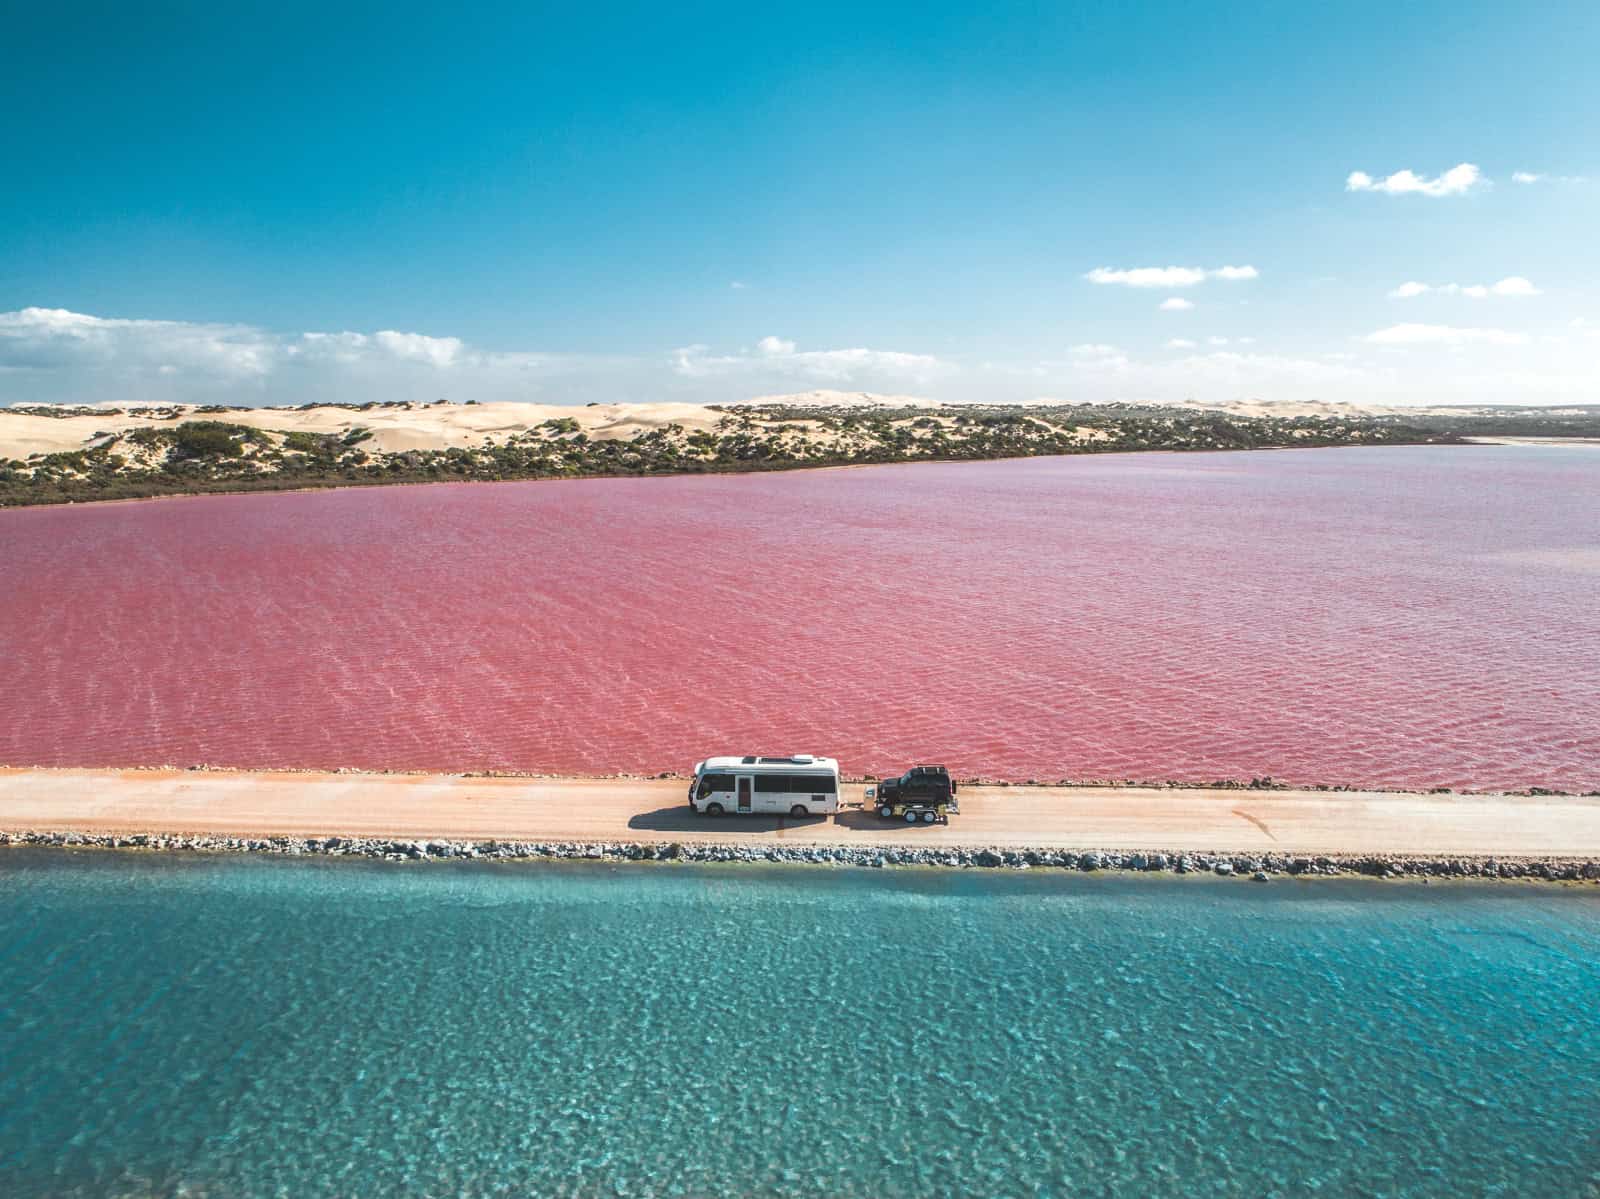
[8,762,1597,798]
[5,829,1598,883]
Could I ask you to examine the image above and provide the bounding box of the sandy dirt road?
[4,768,1599,857]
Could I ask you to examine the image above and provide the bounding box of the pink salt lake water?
[2,445,1597,791]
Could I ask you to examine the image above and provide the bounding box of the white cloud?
[0,306,613,405]
[1159,297,1194,311]
[1346,163,1482,197]
[1365,323,1530,347]
[1087,266,1205,288]
[674,338,950,383]
[1490,276,1539,297]
[1041,348,1390,394]
[1511,171,1587,185]
[8,304,1586,414]
[1206,336,1230,346]
[729,281,748,290]
[1170,351,1378,386]
[0,306,279,377]
[1067,344,1128,370]
[1388,276,1541,300]
[372,330,464,367]
[1085,265,1259,288]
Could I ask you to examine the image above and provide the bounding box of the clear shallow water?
[2,854,1598,1198]
[2,445,1599,790]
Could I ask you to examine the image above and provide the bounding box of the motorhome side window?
[697,773,733,797]
[754,776,834,793]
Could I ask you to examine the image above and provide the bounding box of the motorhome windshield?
[696,773,733,799]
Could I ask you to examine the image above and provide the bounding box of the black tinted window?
[698,773,734,796]
[798,774,836,793]
[754,775,790,793]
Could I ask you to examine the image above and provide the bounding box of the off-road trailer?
[863,764,959,824]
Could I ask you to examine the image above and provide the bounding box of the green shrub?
[282,431,340,455]
[170,422,250,458]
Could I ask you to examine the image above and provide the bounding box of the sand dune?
[1,395,951,460]
[7,395,1583,463]
[0,400,739,459]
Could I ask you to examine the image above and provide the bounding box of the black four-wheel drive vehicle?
[873,764,959,823]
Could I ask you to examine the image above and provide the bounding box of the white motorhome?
[688,754,841,817]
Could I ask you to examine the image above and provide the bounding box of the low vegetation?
[0,401,1473,507]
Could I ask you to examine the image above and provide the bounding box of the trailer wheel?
[921,809,937,823]
[704,802,724,817]
[878,804,894,820]
[789,805,809,819]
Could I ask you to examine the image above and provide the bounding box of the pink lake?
[2,445,1597,791]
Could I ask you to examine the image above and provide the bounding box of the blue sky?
[2,0,1597,407]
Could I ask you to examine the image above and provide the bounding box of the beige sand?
[0,401,736,458]
[0,395,1131,464]
[3,768,1596,857]
[8,398,1593,461]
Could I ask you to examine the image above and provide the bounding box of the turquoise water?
[2,855,1599,1198]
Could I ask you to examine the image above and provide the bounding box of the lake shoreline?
[1,397,1465,509]
[0,433,1466,512]
[6,828,1599,884]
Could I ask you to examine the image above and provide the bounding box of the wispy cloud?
[1388,276,1540,300]
[1165,338,1196,349]
[1,307,952,406]
[371,330,464,367]
[0,306,607,405]
[673,337,950,383]
[1159,297,1194,311]
[1365,323,1529,347]
[1067,343,1128,369]
[0,306,279,377]
[1346,163,1482,197]
[1084,265,1259,288]
[1511,170,1587,185]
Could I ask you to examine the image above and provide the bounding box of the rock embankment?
[4,830,1597,883]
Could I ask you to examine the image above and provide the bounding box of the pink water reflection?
[2,445,1596,790]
